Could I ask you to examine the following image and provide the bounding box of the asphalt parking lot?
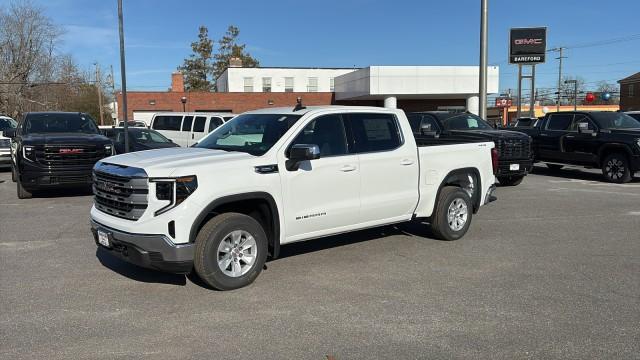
[1,166,639,360]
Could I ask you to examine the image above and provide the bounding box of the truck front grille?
[496,138,531,160]
[36,144,107,167]
[93,170,148,221]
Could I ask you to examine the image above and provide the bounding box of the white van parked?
[150,112,235,147]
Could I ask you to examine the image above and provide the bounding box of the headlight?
[152,175,198,216]
[104,144,114,156]
[22,145,36,162]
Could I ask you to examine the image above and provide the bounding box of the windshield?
[195,113,301,155]
[441,114,492,130]
[591,112,640,129]
[23,113,99,134]
[0,117,17,131]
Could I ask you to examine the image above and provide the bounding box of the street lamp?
[564,79,577,111]
[181,96,187,112]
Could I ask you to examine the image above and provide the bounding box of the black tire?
[430,186,473,241]
[11,164,16,182]
[17,178,32,199]
[194,212,268,290]
[546,163,564,171]
[497,175,524,186]
[602,153,632,183]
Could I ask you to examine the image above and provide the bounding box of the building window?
[307,77,318,92]
[284,77,294,92]
[329,77,335,92]
[243,77,254,92]
[262,77,272,92]
[630,84,635,97]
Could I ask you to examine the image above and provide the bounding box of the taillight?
[491,147,499,175]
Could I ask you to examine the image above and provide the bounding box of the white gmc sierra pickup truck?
[90,106,497,290]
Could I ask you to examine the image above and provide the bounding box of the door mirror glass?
[577,122,595,135]
[420,122,439,137]
[3,129,16,138]
[286,144,320,171]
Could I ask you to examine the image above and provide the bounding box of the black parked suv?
[513,111,640,183]
[408,112,534,186]
[3,112,113,198]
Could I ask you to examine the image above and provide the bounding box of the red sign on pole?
[495,98,513,108]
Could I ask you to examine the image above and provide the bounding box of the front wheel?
[602,153,632,183]
[430,186,473,241]
[497,175,524,186]
[194,213,268,290]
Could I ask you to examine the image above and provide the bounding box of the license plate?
[509,164,520,171]
[97,230,110,247]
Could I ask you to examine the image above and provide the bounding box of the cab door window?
[347,113,401,153]
[289,114,349,157]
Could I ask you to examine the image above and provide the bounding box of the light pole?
[117,0,130,153]
[478,0,489,119]
[94,62,104,125]
[564,79,577,111]
[181,96,187,112]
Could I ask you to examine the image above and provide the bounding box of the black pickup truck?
[408,111,533,186]
[3,112,114,198]
[512,111,640,183]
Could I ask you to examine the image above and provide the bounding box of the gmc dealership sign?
[509,27,547,64]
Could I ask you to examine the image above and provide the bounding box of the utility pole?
[554,47,565,112]
[118,0,130,153]
[478,0,489,119]
[95,63,104,125]
[109,65,116,125]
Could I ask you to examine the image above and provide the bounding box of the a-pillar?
[466,95,479,115]
[383,96,397,109]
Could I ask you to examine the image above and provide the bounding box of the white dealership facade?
[217,65,500,115]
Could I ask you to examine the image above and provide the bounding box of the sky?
[9,0,640,97]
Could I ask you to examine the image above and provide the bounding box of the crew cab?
[90,106,497,290]
[513,111,640,183]
[4,112,113,198]
[408,111,533,186]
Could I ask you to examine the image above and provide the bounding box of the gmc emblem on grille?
[59,148,84,154]
[95,181,119,193]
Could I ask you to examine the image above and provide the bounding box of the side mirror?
[420,123,439,138]
[286,144,320,171]
[3,129,16,138]
[577,122,595,135]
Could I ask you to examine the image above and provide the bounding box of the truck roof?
[243,105,399,116]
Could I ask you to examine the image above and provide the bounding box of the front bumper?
[497,158,534,177]
[90,219,194,274]
[19,162,94,189]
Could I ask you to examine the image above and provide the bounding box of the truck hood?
[102,147,256,176]
[22,133,111,145]
[604,128,640,136]
[448,129,530,140]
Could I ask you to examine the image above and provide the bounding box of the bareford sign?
[509,27,547,64]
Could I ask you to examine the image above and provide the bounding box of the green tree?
[212,25,259,88]
[178,26,214,91]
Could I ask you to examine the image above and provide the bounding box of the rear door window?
[152,115,182,131]
[546,114,573,131]
[181,116,193,131]
[193,116,206,132]
[347,113,402,153]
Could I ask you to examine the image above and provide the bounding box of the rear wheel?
[430,186,473,241]
[497,175,524,186]
[194,213,268,290]
[546,163,564,171]
[17,178,32,199]
[602,153,632,183]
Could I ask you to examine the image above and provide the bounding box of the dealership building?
[116,64,499,121]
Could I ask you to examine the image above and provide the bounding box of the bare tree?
[559,76,586,105]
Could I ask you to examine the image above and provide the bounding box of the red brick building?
[618,72,640,111]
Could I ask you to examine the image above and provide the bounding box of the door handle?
[565,135,575,139]
[540,134,549,137]
[400,159,414,166]
[192,133,194,139]
[340,164,357,172]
